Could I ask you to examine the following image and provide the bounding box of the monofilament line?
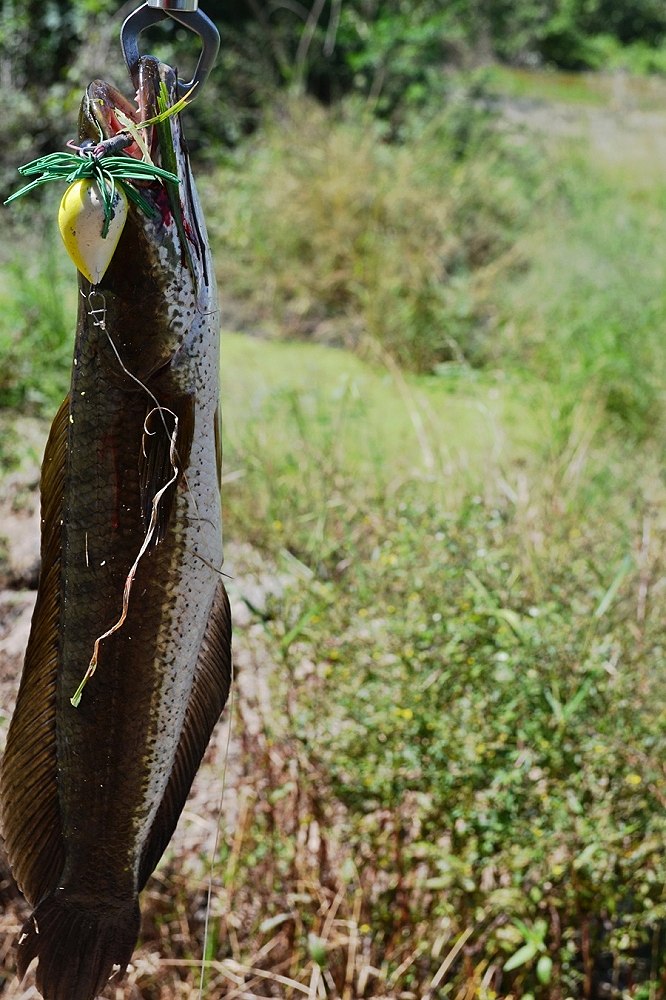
[70,404,180,706]
[83,286,233,992]
[70,291,182,706]
[199,656,235,999]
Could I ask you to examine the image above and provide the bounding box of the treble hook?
[120,0,220,100]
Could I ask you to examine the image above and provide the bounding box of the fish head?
[77,57,213,381]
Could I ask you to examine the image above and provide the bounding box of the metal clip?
[147,0,199,9]
[120,2,220,99]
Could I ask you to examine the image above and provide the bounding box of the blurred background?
[0,2,665,998]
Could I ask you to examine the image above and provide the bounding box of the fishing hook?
[120,0,220,99]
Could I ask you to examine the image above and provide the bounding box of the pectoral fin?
[138,579,232,888]
[0,397,69,905]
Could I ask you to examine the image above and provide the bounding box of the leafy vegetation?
[205,93,538,374]
[3,0,666,194]
[206,86,666,439]
[0,206,74,417]
[219,333,666,996]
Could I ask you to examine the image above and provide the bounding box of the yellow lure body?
[58,179,128,284]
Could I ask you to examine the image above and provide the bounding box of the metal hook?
[120,2,220,99]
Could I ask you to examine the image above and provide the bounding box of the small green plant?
[504,918,551,983]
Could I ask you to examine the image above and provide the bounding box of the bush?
[207,93,536,373]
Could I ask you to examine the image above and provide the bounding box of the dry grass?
[0,524,517,1000]
[0,591,487,1000]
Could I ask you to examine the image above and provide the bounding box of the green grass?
[493,153,666,438]
[206,88,666,443]
[485,65,612,105]
[209,90,666,996]
[486,62,666,109]
[218,330,666,998]
[221,331,541,487]
[0,198,75,423]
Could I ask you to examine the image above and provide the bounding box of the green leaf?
[594,553,633,618]
[537,955,553,985]
[504,941,538,972]
[308,933,328,967]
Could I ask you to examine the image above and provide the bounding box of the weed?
[205,95,536,374]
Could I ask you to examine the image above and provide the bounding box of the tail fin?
[17,888,141,1000]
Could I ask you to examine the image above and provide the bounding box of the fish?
[0,56,232,1000]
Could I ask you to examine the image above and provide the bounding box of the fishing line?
[89,287,217,548]
[192,550,233,580]
[87,289,202,524]
[71,404,180,707]
[198,653,235,1000]
[85,289,178,444]
[71,291,182,706]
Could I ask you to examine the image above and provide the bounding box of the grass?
[0,198,75,422]
[485,63,666,110]
[493,155,666,438]
[221,332,541,496]
[0,70,665,999]
[215,332,666,999]
[485,65,612,105]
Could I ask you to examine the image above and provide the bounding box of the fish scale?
[0,56,231,1000]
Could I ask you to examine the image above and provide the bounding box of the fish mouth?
[80,57,176,169]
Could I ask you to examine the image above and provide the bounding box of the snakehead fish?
[0,57,231,1000]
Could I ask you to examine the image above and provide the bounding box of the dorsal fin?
[0,396,69,905]
[138,579,232,888]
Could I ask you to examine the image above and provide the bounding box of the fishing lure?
[4,88,190,283]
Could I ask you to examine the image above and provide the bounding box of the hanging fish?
[0,56,231,1000]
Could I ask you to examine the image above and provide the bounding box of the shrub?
[207,94,536,373]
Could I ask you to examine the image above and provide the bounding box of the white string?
[198,657,235,998]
